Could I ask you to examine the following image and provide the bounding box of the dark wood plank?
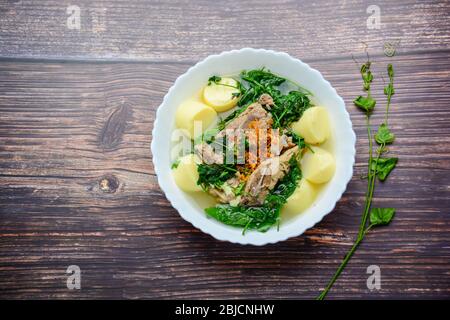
[1,50,449,299]
[1,0,450,61]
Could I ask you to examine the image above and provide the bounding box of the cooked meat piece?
[258,129,295,159]
[269,129,298,156]
[241,146,299,205]
[216,102,272,139]
[226,176,241,188]
[196,102,272,164]
[264,128,283,157]
[258,93,274,107]
[195,143,223,164]
[208,175,241,203]
[280,133,296,150]
[209,188,236,203]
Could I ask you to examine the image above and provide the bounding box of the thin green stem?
[317,59,399,301]
[384,64,394,125]
[385,96,391,125]
[214,83,239,90]
[318,117,384,300]
[358,114,373,239]
[360,149,382,236]
[241,76,266,90]
[317,226,371,300]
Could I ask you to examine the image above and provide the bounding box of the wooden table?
[1,0,449,299]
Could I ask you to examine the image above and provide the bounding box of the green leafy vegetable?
[286,131,307,150]
[369,208,395,226]
[236,68,311,127]
[206,205,277,233]
[264,155,302,207]
[207,75,241,92]
[384,64,395,124]
[384,82,395,97]
[234,69,282,108]
[233,182,245,196]
[214,68,311,130]
[241,69,286,90]
[353,60,375,114]
[387,63,394,79]
[197,163,237,189]
[360,61,373,91]
[271,91,311,128]
[171,159,180,169]
[205,154,301,233]
[375,123,395,145]
[207,75,221,85]
[206,205,254,228]
[200,69,310,233]
[371,157,398,181]
[317,58,398,300]
[353,95,376,113]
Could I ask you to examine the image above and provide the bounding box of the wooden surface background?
[0,0,449,299]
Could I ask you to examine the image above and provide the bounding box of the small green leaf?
[360,62,373,91]
[207,75,221,85]
[360,63,369,74]
[370,208,395,226]
[387,64,394,80]
[233,182,245,196]
[371,157,398,181]
[375,123,395,145]
[197,163,237,189]
[171,159,180,169]
[205,206,252,227]
[354,96,376,113]
[384,83,395,96]
[362,72,373,90]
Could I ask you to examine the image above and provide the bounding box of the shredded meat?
[258,93,274,107]
[208,188,235,203]
[195,98,300,205]
[208,175,240,204]
[241,146,298,205]
[195,143,223,164]
[216,102,272,139]
[195,102,272,164]
[281,133,296,150]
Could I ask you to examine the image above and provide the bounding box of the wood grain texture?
[0,0,450,299]
[1,0,450,62]
[1,50,450,299]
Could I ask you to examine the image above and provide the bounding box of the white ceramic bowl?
[151,48,355,245]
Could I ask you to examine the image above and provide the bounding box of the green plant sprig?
[317,60,398,300]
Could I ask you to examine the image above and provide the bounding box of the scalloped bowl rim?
[151,48,356,245]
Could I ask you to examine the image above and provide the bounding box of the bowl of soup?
[151,48,356,245]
